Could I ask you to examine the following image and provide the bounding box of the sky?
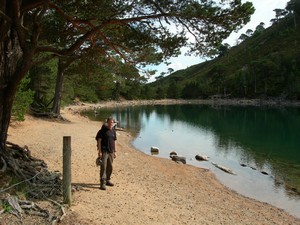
[147,0,290,82]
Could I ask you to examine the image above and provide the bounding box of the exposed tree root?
[1,195,66,224]
[0,142,68,223]
[29,106,65,120]
[0,156,7,172]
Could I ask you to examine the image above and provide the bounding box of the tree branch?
[11,0,26,50]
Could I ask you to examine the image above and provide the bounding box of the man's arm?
[97,138,102,158]
[112,129,117,158]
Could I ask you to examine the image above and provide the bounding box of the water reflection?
[85,104,300,217]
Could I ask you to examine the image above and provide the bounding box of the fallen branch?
[211,162,236,175]
[19,200,34,209]
[0,209,5,215]
[7,195,23,217]
[47,198,67,223]
[3,195,62,223]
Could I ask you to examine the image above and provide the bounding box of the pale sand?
[6,100,300,225]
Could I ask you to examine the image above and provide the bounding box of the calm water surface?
[86,104,300,218]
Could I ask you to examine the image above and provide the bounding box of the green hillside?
[147,15,300,100]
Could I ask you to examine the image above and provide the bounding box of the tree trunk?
[0,28,34,159]
[254,74,257,94]
[51,58,74,116]
[114,81,121,100]
[0,87,15,154]
[51,60,65,115]
[0,36,19,154]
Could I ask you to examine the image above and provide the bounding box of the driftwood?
[0,142,69,223]
[211,162,236,175]
[3,195,66,223]
[47,197,67,222]
[7,195,23,217]
[2,142,62,199]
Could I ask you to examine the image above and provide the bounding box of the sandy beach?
[4,100,300,225]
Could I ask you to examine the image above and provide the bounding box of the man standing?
[96,117,117,190]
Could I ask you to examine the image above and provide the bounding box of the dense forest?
[11,1,299,122]
[147,8,300,100]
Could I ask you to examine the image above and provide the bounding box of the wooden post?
[63,136,72,206]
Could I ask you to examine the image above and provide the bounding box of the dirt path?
[5,101,300,225]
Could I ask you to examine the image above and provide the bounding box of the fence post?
[63,136,72,206]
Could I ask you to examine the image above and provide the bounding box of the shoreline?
[5,100,300,224]
[82,99,300,218]
[69,98,300,113]
[63,99,300,223]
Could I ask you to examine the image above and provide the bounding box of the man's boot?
[100,181,106,190]
[106,180,114,186]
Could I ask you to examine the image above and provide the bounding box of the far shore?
[68,98,300,114]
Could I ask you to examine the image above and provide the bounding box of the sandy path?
[6,102,300,225]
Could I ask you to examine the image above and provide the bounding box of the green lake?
[86,104,300,218]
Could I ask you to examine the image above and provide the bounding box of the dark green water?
[85,104,300,218]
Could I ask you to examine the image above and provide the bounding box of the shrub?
[12,75,35,121]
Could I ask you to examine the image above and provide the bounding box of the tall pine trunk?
[51,58,74,116]
[0,30,34,159]
[0,85,16,154]
[51,59,65,115]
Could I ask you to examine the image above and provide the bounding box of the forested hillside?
[147,13,300,100]
[11,1,299,122]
